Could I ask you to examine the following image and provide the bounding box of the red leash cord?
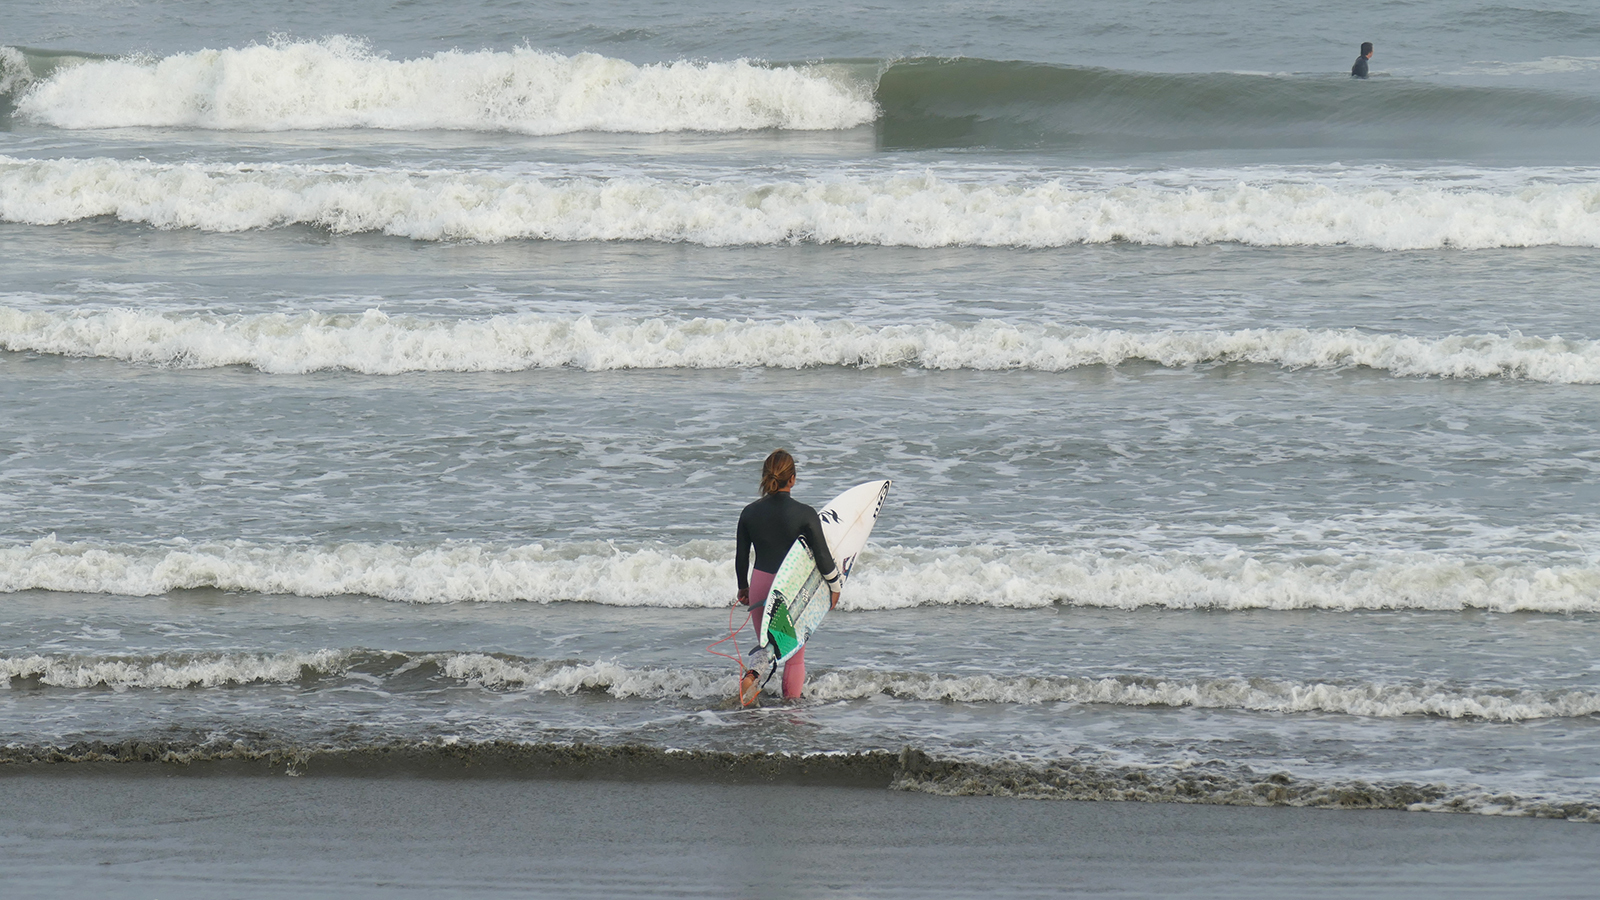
[704,600,751,679]
[709,597,777,706]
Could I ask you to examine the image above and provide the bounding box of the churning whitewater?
[6,0,1600,834]
[9,40,1600,150]
[2,155,1598,249]
[5,306,1600,380]
[4,648,1598,722]
[7,536,1600,613]
[6,39,875,134]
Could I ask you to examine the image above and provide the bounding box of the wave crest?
[873,58,1600,151]
[0,46,31,98]
[4,308,1599,381]
[3,155,1597,249]
[11,38,875,133]
[7,648,1595,722]
[1,649,353,689]
[4,536,1600,613]
[453,654,1600,721]
[13,45,1600,154]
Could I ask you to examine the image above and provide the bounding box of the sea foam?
[5,648,1594,721]
[12,38,875,133]
[0,649,352,690]
[4,307,1599,382]
[455,655,1600,721]
[4,536,1599,613]
[0,46,31,98]
[2,155,1598,249]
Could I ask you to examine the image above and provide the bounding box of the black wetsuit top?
[735,491,841,593]
[1351,55,1369,78]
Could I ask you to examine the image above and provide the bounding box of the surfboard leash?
[705,602,777,707]
[705,602,757,704]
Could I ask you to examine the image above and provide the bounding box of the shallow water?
[4,0,1600,826]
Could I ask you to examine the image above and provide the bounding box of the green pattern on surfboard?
[764,601,798,660]
[765,556,823,661]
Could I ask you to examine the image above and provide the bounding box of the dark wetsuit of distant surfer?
[1351,42,1373,78]
[735,448,842,700]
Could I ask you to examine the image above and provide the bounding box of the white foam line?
[13,38,875,133]
[15,648,1584,721]
[2,155,1598,249]
[465,654,1580,719]
[4,536,1599,613]
[443,654,737,700]
[4,307,1599,381]
[1439,56,1600,77]
[0,649,352,689]
[805,670,1600,721]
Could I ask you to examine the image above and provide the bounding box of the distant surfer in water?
[735,448,842,701]
[1351,42,1373,78]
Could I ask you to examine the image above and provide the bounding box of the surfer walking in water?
[1351,42,1373,78]
[734,449,842,702]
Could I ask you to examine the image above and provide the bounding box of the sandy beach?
[3,766,1597,899]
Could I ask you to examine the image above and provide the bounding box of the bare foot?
[738,670,761,707]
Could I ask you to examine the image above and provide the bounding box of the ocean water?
[4,0,1600,825]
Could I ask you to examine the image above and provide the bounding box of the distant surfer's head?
[760,449,796,495]
[1360,42,1373,57]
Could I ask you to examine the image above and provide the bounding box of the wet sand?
[2,771,1596,898]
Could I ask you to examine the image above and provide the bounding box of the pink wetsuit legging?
[746,568,805,699]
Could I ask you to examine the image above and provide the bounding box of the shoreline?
[5,739,1597,824]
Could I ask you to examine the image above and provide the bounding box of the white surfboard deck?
[758,479,891,663]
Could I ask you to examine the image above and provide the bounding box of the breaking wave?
[5,307,1600,380]
[9,41,1600,154]
[4,536,1599,613]
[3,155,1597,249]
[8,38,874,133]
[0,46,31,99]
[450,655,1600,722]
[6,648,1596,722]
[871,57,1600,151]
[4,739,1595,821]
[12,738,1600,820]
[0,649,354,690]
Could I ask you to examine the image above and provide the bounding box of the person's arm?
[735,515,751,603]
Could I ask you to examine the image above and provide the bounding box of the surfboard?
[758,479,891,664]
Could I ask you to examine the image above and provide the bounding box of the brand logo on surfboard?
[755,479,891,668]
